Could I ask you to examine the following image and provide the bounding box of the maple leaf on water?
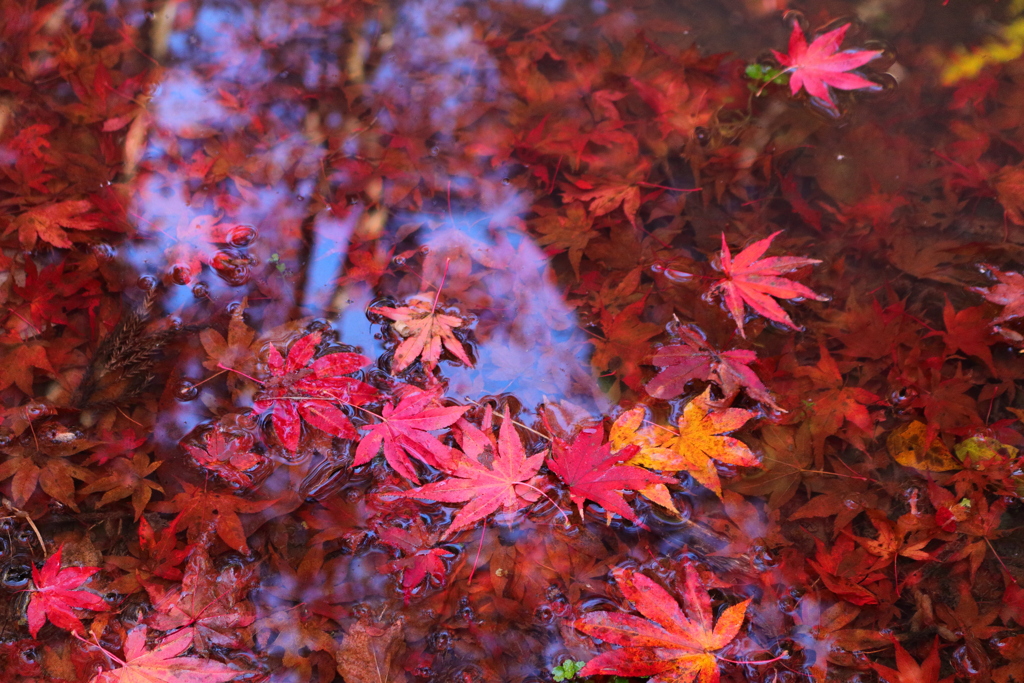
[7,199,101,249]
[869,637,953,683]
[91,626,238,683]
[547,424,673,526]
[772,23,882,110]
[970,266,1024,324]
[573,565,751,683]
[371,295,473,373]
[26,544,109,637]
[354,387,469,482]
[252,332,378,452]
[629,387,760,498]
[147,536,256,652]
[709,231,827,338]
[646,323,781,410]
[153,482,277,554]
[399,407,545,539]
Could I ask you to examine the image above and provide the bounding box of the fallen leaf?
[91,626,239,683]
[372,295,473,373]
[629,387,760,497]
[26,544,109,637]
[399,408,545,539]
[336,617,407,683]
[710,232,826,338]
[547,424,673,526]
[573,565,751,683]
[772,23,882,110]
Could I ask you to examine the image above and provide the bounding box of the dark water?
[3,0,1024,681]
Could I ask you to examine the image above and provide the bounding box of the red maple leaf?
[399,407,545,539]
[376,517,453,604]
[710,231,826,338]
[153,482,277,554]
[25,544,109,637]
[772,23,882,109]
[252,332,378,451]
[573,565,751,683]
[91,626,239,683]
[354,387,469,482]
[148,538,256,652]
[970,266,1024,324]
[869,637,953,683]
[547,425,673,526]
[645,323,781,410]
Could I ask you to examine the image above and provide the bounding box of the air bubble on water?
[650,263,665,274]
[662,268,692,283]
[502,177,510,185]
[192,282,209,298]
[296,195,305,202]
[137,275,157,291]
[170,264,192,286]
[175,380,199,401]
[394,256,406,265]
[431,146,440,156]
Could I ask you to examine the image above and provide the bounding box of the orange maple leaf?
[574,565,751,683]
[372,295,473,373]
[627,387,759,497]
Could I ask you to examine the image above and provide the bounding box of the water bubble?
[167,317,183,332]
[502,177,510,185]
[430,146,440,156]
[91,243,116,260]
[419,245,430,255]
[170,264,193,286]
[394,256,406,266]
[1,563,30,588]
[137,275,158,291]
[228,225,257,247]
[175,380,199,401]
[694,127,709,144]
[192,282,209,298]
[296,195,305,202]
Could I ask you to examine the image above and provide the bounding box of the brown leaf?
[336,617,407,683]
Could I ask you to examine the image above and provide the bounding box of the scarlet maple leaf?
[26,544,109,637]
[869,637,953,683]
[252,332,378,451]
[548,425,673,526]
[709,231,826,338]
[91,625,239,683]
[629,387,759,498]
[376,517,454,604]
[354,387,469,482]
[372,295,473,373]
[573,565,751,683]
[646,323,781,410]
[148,538,256,652]
[153,482,277,554]
[399,407,545,539]
[772,23,882,109]
[970,266,1024,324]
[791,342,880,465]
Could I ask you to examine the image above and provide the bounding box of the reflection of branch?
[464,399,549,440]
[1,497,46,557]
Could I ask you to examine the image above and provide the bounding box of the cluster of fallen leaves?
[5,0,1024,682]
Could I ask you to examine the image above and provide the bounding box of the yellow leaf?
[886,421,960,472]
[629,388,759,498]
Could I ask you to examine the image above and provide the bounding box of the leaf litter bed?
[3,0,1024,681]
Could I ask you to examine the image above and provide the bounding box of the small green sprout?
[551,660,586,681]
[269,253,286,273]
[744,63,790,92]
